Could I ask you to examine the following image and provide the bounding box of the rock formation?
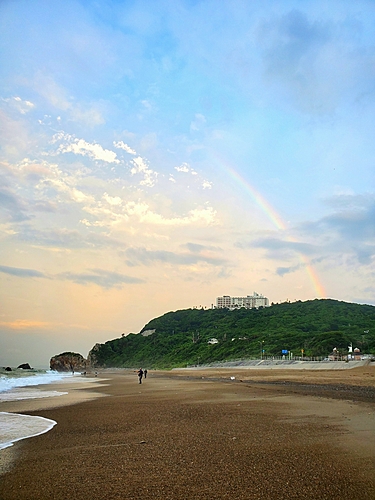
[141,329,155,337]
[50,352,87,372]
[17,363,32,369]
[87,343,102,368]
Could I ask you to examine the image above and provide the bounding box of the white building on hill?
[216,292,269,310]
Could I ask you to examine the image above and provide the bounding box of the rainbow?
[221,162,326,298]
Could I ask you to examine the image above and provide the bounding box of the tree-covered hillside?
[90,299,375,369]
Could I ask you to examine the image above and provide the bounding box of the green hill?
[89,299,375,369]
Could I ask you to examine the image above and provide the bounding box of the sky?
[0,0,374,367]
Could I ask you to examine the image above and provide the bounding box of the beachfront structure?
[216,292,269,310]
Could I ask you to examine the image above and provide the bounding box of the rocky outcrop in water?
[17,363,32,369]
[50,352,87,372]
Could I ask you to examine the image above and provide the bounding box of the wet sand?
[0,366,374,499]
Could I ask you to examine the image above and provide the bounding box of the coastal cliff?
[87,343,101,368]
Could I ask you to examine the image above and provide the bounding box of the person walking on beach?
[137,368,144,384]
[144,369,147,379]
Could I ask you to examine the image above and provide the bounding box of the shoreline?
[0,368,374,499]
[0,375,109,476]
[0,375,109,414]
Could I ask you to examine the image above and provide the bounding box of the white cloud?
[113,141,137,155]
[6,96,35,114]
[80,218,95,227]
[125,201,217,226]
[103,192,123,206]
[188,206,217,225]
[54,133,119,163]
[80,197,216,230]
[130,156,157,187]
[82,203,128,227]
[27,158,96,206]
[174,163,198,176]
[175,163,190,173]
[202,181,212,189]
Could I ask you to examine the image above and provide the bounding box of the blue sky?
[0,0,374,366]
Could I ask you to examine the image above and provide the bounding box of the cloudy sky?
[1,0,374,367]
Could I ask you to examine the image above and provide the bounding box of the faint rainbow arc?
[221,162,326,298]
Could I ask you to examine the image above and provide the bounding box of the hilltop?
[87,299,375,369]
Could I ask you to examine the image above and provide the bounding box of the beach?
[0,365,374,499]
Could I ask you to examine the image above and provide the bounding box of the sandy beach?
[0,365,374,500]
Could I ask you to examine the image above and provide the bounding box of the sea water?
[0,412,57,450]
[0,369,74,450]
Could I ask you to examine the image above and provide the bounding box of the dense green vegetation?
[91,299,375,369]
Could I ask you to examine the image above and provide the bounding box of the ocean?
[0,368,75,450]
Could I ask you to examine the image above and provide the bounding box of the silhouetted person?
[137,368,144,384]
[144,369,147,379]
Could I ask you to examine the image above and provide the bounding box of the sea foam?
[0,412,56,450]
[0,370,73,451]
[0,370,72,394]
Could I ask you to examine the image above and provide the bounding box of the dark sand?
[0,366,374,500]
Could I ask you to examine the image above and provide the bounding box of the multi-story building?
[216,292,269,310]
